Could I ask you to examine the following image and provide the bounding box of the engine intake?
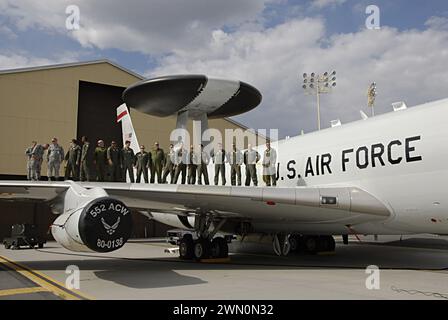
[52,197,132,253]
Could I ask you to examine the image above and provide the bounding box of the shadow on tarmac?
[1,238,447,289]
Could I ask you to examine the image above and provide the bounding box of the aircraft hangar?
[0,60,263,240]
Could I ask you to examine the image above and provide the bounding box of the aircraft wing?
[0,181,390,224]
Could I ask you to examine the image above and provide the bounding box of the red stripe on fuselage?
[117,110,128,123]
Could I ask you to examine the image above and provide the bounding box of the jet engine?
[51,184,132,253]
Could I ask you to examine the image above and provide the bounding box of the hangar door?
[77,80,126,148]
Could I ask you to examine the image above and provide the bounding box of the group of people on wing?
[26,138,277,187]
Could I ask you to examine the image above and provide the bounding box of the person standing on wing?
[244,144,260,186]
[122,140,136,183]
[212,143,227,186]
[47,137,64,181]
[135,145,150,183]
[262,141,277,186]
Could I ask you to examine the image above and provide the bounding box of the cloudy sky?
[1,0,447,137]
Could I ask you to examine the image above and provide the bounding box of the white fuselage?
[248,98,448,235]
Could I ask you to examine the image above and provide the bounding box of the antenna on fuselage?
[360,110,369,120]
[330,119,341,127]
[392,101,407,112]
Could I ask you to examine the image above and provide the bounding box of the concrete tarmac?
[0,236,447,300]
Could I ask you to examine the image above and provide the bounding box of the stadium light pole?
[367,82,377,116]
[302,71,337,131]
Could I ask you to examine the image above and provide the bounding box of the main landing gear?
[178,214,229,261]
[274,234,336,256]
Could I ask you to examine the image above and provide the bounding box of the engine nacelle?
[51,185,132,253]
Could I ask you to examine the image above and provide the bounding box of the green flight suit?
[197,150,210,185]
[213,149,227,185]
[65,144,81,181]
[122,147,136,183]
[80,142,93,182]
[173,148,187,184]
[187,150,197,185]
[94,147,107,182]
[244,149,260,186]
[150,147,165,183]
[228,148,243,186]
[135,151,150,183]
[162,149,175,184]
[107,146,122,182]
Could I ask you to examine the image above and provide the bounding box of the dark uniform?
[122,146,136,183]
[135,151,150,183]
[80,141,93,182]
[212,148,227,185]
[262,147,277,186]
[162,147,175,184]
[244,148,260,186]
[173,147,187,184]
[197,148,210,185]
[65,143,81,181]
[107,145,122,182]
[151,147,165,183]
[228,147,243,186]
[187,147,197,185]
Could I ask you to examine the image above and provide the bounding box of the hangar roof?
[0,59,144,80]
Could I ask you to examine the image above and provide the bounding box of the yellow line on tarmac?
[0,287,49,297]
[0,255,93,300]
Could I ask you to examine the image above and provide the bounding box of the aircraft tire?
[322,236,336,252]
[179,236,194,260]
[211,237,228,258]
[288,234,302,253]
[193,238,211,260]
[303,236,318,254]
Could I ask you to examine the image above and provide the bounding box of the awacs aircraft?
[0,84,447,260]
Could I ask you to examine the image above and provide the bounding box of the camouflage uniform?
[94,146,108,182]
[135,151,150,183]
[28,144,44,181]
[122,146,136,183]
[65,144,81,181]
[47,143,64,181]
[25,146,34,180]
[150,147,165,184]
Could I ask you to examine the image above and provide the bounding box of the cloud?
[0,0,269,54]
[1,1,448,138]
[425,16,448,31]
[0,25,17,39]
[150,17,448,137]
[310,0,347,9]
[0,50,86,70]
